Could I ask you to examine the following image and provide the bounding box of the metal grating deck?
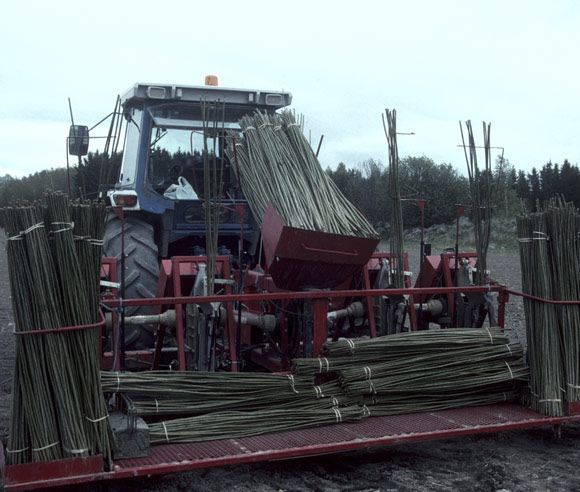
[113,403,579,475]
[3,403,579,490]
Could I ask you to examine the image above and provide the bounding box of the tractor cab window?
[146,103,240,199]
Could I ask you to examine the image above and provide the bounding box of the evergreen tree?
[528,168,541,210]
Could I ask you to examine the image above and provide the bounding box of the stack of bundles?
[227,110,377,239]
[101,371,363,444]
[517,198,580,416]
[3,193,114,466]
[294,329,528,416]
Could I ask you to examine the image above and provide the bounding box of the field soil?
[1,240,580,492]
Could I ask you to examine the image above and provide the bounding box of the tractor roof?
[121,83,292,110]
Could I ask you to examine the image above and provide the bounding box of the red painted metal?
[366,252,416,331]
[102,284,506,309]
[101,257,119,369]
[172,257,187,371]
[565,401,580,415]
[260,203,379,290]
[497,289,508,329]
[413,252,498,328]
[440,252,479,326]
[148,256,237,371]
[249,346,284,372]
[3,404,579,490]
[96,251,510,374]
[312,298,329,356]
[98,279,508,372]
[507,288,580,305]
[362,266,377,338]
[151,259,173,370]
[2,454,105,491]
[12,312,105,336]
[101,349,155,371]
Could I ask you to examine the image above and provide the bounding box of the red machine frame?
[2,257,579,491]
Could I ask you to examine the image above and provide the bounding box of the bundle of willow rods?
[459,120,497,285]
[149,405,366,445]
[101,371,344,417]
[293,343,522,379]
[227,110,377,239]
[337,342,523,383]
[342,358,526,397]
[3,194,114,465]
[70,199,107,321]
[4,205,61,464]
[201,98,225,295]
[322,328,511,358]
[130,393,352,417]
[383,109,405,288]
[102,370,362,444]
[545,199,580,403]
[294,329,528,416]
[517,197,580,416]
[362,387,520,417]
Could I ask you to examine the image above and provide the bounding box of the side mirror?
[68,125,89,156]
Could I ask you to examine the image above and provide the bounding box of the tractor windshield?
[146,103,240,199]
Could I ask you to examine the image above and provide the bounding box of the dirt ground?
[1,240,580,492]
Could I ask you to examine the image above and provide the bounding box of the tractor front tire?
[103,215,159,350]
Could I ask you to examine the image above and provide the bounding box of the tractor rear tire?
[103,215,159,350]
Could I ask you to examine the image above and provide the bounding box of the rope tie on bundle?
[51,221,74,234]
[32,441,60,452]
[85,414,109,423]
[486,328,494,344]
[65,447,89,455]
[504,361,514,379]
[287,374,299,394]
[347,339,356,355]
[163,422,170,443]
[532,231,549,241]
[5,447,29,454]
[22,222,44,235]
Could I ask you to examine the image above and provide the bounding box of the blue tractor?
[73,77,292,349]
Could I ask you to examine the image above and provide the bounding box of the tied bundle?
[104,329,528,447]
[226,110,377,239]
[517,197,580,416]
[102,371,360,444]
[294,328,528,416]
[3,193,114,466]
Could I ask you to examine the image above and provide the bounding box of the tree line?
[0,151,121,205]
[326,157,580,228]
[0,151,578,229]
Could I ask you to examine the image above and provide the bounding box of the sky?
[1,0,578,178]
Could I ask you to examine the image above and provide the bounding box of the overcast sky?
[1,0,578,178]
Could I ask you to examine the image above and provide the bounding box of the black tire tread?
[103,215,159,349]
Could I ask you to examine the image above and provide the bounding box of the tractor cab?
[100,79,291,349]
[109,79,292,258]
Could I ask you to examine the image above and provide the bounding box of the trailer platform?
[2,403,579,491]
